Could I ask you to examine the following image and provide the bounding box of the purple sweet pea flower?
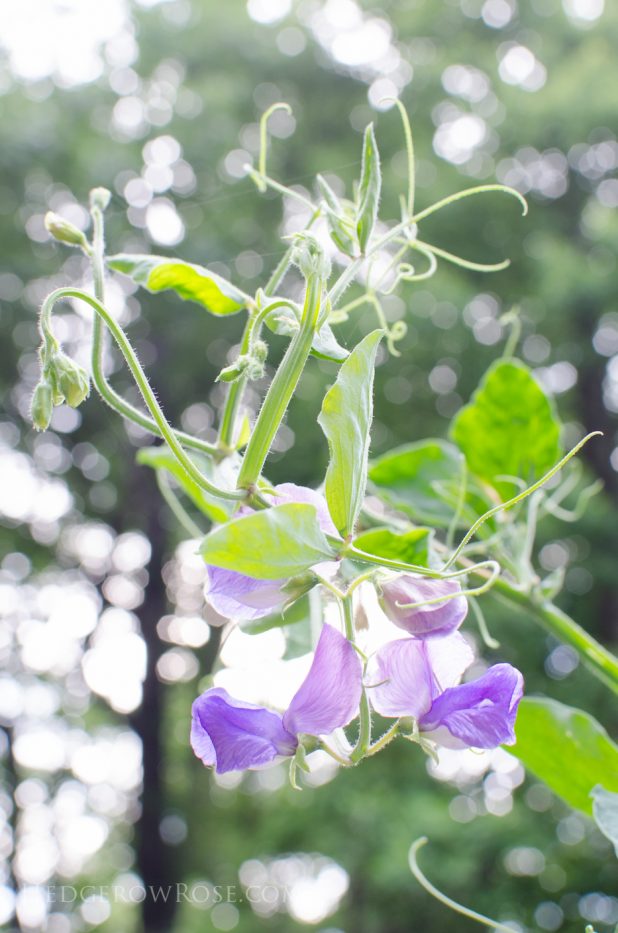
[204,483,338,622]
[191,624,362,773]
[366,635,523,749]
[378,573,468,638]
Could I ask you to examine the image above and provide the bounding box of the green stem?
[217,315,254,453]
[343,594,371,764]
[365,721,400,757]
[43,288,245,503]
[217,299,302,453]
[88,205,218,458]
[156,471,205,539]
[493,576,618,695]
[236,275,322,489]
[409,838,516,933]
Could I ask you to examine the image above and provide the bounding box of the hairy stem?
[88,204,218,457]
[42,288,246,503]
[343,595,372,763]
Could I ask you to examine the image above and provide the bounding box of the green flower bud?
[44,212,89,250]
[89,187,111,212]
[246,359,265,381]
[252,340,268,364]
[53,352,90,408]
[31,380,53,432]
[291,233,331,281]
[216,358,249,383]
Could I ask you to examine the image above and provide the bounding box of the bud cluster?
[31,348,90,432]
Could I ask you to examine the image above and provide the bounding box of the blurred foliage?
[0,1,617,932]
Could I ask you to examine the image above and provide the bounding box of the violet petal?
[283,624,362,736]
[366,638,435,719]
[419,663,524,749]
[270,483,338,537]
[367,632,473,719]
[204,566,288,621]
[191,687,297,773]
[379,574,468,638]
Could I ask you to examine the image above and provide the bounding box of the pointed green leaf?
[353,527,432,567]
[318,330,382,538]
[450,360,562,499]
[591,786,618,856]
[356,124,381,253]
[108,254,248,315]
[510,697,618,814]
[311,322,349,363]
[200,503,336,579]
[136,446,232,524]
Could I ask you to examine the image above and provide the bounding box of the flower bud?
[252,340,268,364]
[89,187,111,212]
[292,233,331,281]
[30,380,53,432]
[53,353,90,408]
[216,358,248,383]
[378,573,468,638]
[44,212,88,250]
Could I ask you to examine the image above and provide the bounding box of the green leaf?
[356,124,381,253]
[591,785,618,856]
[353,527,432,567]
[200,503,336,580]
[136,446,232,524]
[311,323,349,363]
[369,439,466,528]
[263,305,348,363]
[108,254,248,316]
[510,697,618,814]
[450,360,562,499]
[318,330,382,537]
[316,175,357,258]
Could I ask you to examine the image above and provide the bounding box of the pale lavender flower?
[204,483,338,622]
[366,634,523,749]
[191,624,362,773]
[378,573,468,638]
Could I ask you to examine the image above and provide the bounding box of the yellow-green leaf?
[108,254,249,315]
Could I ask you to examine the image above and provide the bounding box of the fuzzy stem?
[88,204,218,457]
[43,288,245,503]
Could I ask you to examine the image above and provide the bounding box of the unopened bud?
[216,359,247,383]
[44,212,88,250]
[31,380,53,432]
[89,187,111,212]
[292,233,331,281]
[252,340,268,364]
[53,353,90,408]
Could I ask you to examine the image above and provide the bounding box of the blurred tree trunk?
[129,470,177,933]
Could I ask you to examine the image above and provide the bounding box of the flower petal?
[426,632,474,693]
[191,687,297,773]
[366,632,473,719]
[379,573,468,638]
[366,638,434,719]
[204,566,287,621]
[283,624,362,736]
[419,663,524,749]
[271,483,338,537]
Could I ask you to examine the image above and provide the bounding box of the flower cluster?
[191,485,523,775]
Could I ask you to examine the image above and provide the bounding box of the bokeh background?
[1,0,617,931]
